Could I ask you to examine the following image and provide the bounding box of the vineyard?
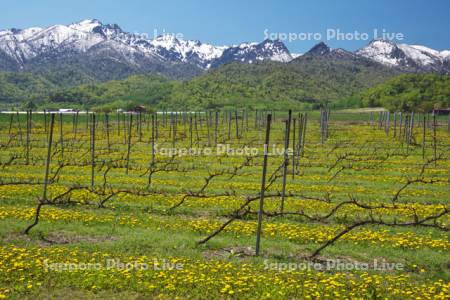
[0,110,449,299]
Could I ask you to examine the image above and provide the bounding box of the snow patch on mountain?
[439,50,450,60]
[356,39,450,73]
[0,19,292,70]
[12,27,43,41]
[409,45,440,57]
[150,34,226,62]
[356,40,402,66]
[68,19,102,32]
[398,44,441,66]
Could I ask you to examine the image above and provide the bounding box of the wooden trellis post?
[214,111,219,145]
[189,115,193,148]
[393,112,397,138]
[151,114,156,166]
[280,109,292,214]
[235,110,239,139]
[125,114,133,174]
[433,114,437,167]
[8,113,13,136]
[25,110,31,165]
[422,115,426,159]
[256,113,272,256]
[301,113,307,157]
[292,118,296,179]
[17,111,23,145]
[59,112,64,160]
[44,109,47,134]
[105,113,111,152]
[117,111,120,136]
[90,114,96,190]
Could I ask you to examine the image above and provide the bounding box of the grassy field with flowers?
[0,111,449,299]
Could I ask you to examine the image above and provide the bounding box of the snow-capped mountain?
[1,19,449,82]
[356,40,450,73]
[294,39,450,74]
[209,39,292,68]
[0,19,292,76]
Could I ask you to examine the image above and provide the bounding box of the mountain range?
[0,19,291,82]
[0,19,449,83]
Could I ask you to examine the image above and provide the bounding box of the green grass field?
[0,111,449,299]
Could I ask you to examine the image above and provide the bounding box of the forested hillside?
[3,59,448,112]
[360,74,450,111]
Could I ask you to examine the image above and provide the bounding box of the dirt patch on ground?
[41,232,117,245]
[2,231,117,246]
[202,247,400,274]
[2,232,42,245]
[203,246,256,259]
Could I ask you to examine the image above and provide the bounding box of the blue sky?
[1,0,449,53]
